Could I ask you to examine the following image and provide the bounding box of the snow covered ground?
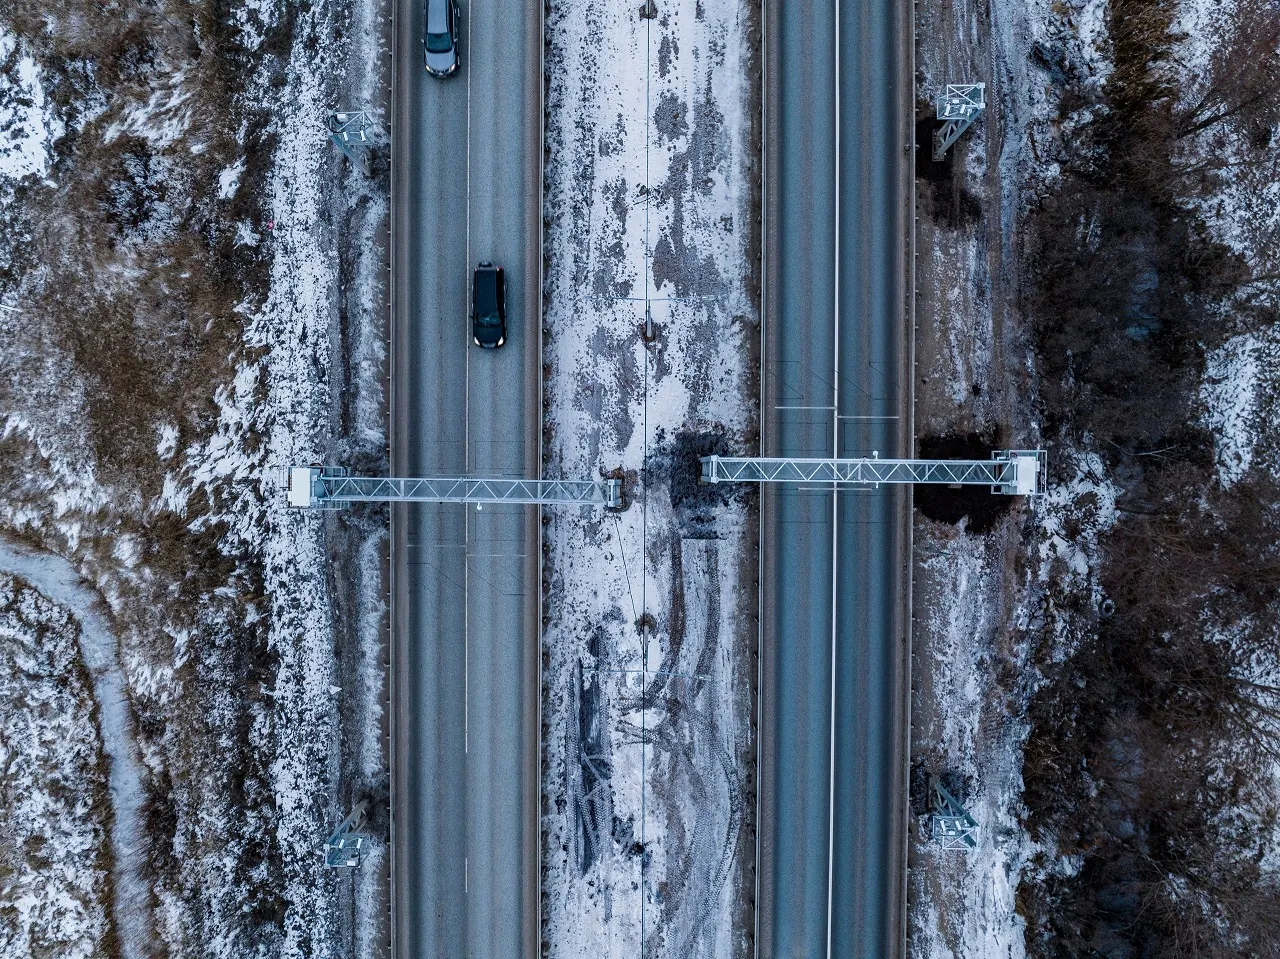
[907,0,1120,953]
[1176,0,1280,485]
[0,570,111,959]
[0,0,389,955]
[540,3,759,957]
[0,541,152,959]
[911,0,1280,951]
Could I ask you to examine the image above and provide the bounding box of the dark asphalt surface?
[758,1,910,957]
[390,1,541,956]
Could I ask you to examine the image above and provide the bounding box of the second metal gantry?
[700,450,1044,497]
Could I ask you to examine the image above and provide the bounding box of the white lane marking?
[827,1,841,957]
[463,0,473,758]
[465,856,469,893]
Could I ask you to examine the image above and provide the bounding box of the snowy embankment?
[909,453,1117,959]
[0,0,387,955]
[907,0,1117,954]
[541,2,758,957]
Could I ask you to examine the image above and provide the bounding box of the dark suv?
[472,262,506,348]
[423,0,459,77]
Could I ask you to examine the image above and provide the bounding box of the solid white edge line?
[826,0,841,956]
[463,0,472,760]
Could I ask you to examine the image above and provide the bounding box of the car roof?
[426,0,449,33]
[474,266,499,313]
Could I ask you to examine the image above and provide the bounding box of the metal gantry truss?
[288,467,622,509]
[933,83,986,160]
[700,450,1045,496]
[930,778,978,851]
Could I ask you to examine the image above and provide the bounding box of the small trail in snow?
[0,537,151,959]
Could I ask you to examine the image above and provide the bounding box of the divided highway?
[389,1,541,956]
[758,0,911,956]
[384,0,905,955]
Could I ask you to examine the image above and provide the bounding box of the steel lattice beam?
[287,467,622,508]
[699,450,1044,496]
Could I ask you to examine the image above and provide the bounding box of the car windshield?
[425,31,452,54]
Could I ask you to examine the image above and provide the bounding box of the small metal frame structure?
[324,801,371,868]
[700,450,1045,496]
[288,466,623,509]
[327,110,375,166]
[933,84,986,160]
[930,778,978,851]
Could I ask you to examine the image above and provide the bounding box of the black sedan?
[423,0,460,77]
[472,262,506,348]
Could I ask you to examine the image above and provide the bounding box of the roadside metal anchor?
[932,84,985,161]
[324,800,372,868]
[327,110,377,178]
[929,778,978,851]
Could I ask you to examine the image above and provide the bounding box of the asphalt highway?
[389,1,541,957]
[758,1,910,957]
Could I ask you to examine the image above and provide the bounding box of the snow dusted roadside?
[157,0,391,950]
[907,0,1118,953]
[0,0,389,954]
[541,2,759,956]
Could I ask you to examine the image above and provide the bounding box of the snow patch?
[156,422,178,460]
[218,158,246,199]
[0,28,62,184]
[1201,333,1261,486]
[1038,450,1117,592]
[103,68,194,149]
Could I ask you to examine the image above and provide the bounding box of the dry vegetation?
[0,0,371,952]
[1019,0,1280,954]
[2,0,273,481]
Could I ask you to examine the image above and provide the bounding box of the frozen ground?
[540,3,759,957]
[0,570,111,959]
[907,0,1120,953]
[0,0,388,955]
[0,540,150,959]
[911,0,1280,951]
